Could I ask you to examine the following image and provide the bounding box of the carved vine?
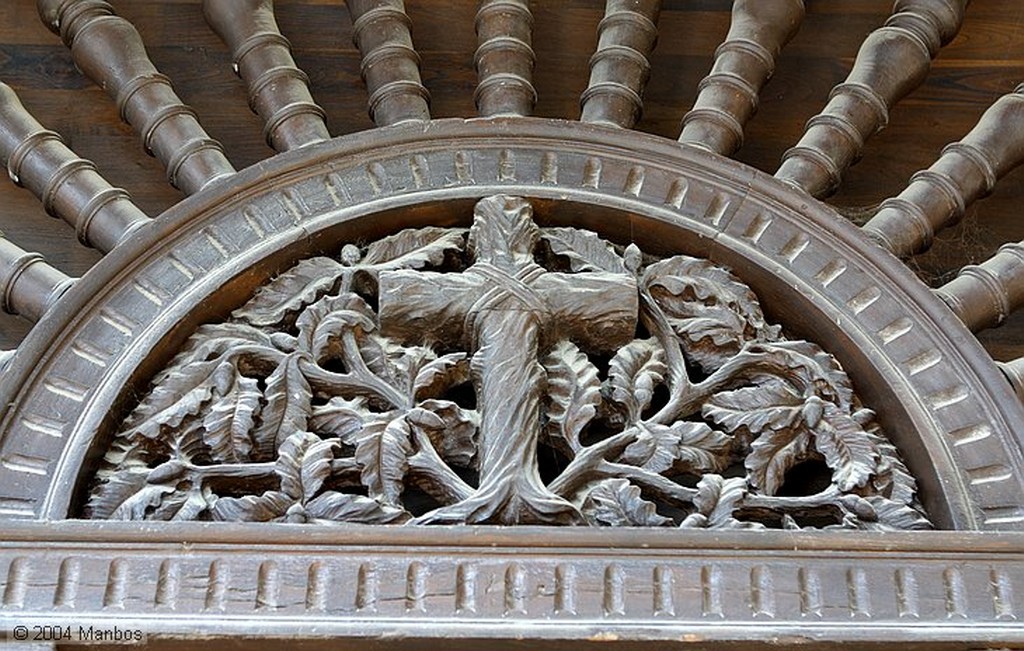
[86,195,930,530]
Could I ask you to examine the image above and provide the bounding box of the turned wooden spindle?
[580,0,661,129]
[863,85,1024,258]
[0,83,148,253]
[998,358,1024,403]
[37,0,236,195]
[935,242,1024,333]
[0,235,74,323]
[679,0,804,156]
[203,0,330,151]
[775,0,967,197]
[474,0,536,117]
[347,0,430,126]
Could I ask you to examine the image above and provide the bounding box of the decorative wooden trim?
[474,0,536,117]
[1,522,1023,647]
[37,0,236,195]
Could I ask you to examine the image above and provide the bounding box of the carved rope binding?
[864,84,1024,258]
[202,0,330,152]
[474,0,537,117]
[679,0,805,156]
[347,0,431,126]
[0,82,148,252]
[37,0,236,195]
[85,196,930,531]
[580,0,661,129]
[775,0,967,198]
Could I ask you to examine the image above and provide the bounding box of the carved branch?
[474,0,536,117]
[37,0,236,194]
[0,82,148,252]
[202,0,330,151]
[580,0,661,128]
[679,0,805,155]
[347,0,431,126]
[0,235,74,322]
[775,0,967,197]
[863,84,1024,257]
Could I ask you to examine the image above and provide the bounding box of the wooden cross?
[378,195,638,524]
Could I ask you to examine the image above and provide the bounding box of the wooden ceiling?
[1,0,1022,358]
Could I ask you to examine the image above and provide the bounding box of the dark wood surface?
[1,0,1022,359]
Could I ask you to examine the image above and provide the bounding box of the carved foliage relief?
[86,195,930,530]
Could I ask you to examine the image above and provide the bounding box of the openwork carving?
[86,195,929,530]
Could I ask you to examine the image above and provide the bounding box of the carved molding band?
[86,195,928,531]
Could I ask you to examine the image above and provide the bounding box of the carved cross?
[378,195,638,524]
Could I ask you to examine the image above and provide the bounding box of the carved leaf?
[276,432,338,502]
[85,468,152,519]
[304,491,410,524]
[210,490,293,522]
[607,339,667,423]
[124,359,234,440]
[869,435,917,505]
[202,370,261,463]
[411,399,479,467]
[643,255,780,372]
[702,380,804,437]
[252,353,312,456]
[309,396,370,442]
[361,227,465,270]
[110,483,178,520]
[862,496,932,531]
[233,257,346,327]
[296,293,377,361]
[354,416,413,506]
[681,474,761,529]
[543,340,601,454]
[541,227,627,273]
[810,398,875,491]
[176,323,277,365]
[468,195,538,264]
[581,478,672,527]
[745,425,813,495]
[413,352,470,400]
[619,422,732,474]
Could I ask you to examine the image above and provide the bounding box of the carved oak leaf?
[619,421,732,474]
[211,490,293,522]
[276,432,338,502]
[124,359,235,440]
[201,369,261,463]
[304,491,409,524]
[353,416,414,506]
[543,340,601,455]
[680,474,762,529]
[360,227,466,270]
[745,422,812,496]
[296,293,376,361]
[643,255,780,372]
[410,399,479,467]
[252,352,312,456]
[413,352,470,401]
[809,398,875,491]
[702,380,804,438]
[540,227,628,273]
[232,257,346,327]
[607,338,667,423]
[309,396,370,440]
[581,477,672,527]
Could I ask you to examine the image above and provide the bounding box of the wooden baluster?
[37,0,236,195]
[935,243,1024,333]
[775,0,967,198]
[347,0,430,126]
[863,85,1024,257]
[474,0,536,118]
[0,82,148,253]
[580,0,661,129]
[203,0,330,151]
[679,0,804,156]
[0,235,74,323]
[998,357,1024,403]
